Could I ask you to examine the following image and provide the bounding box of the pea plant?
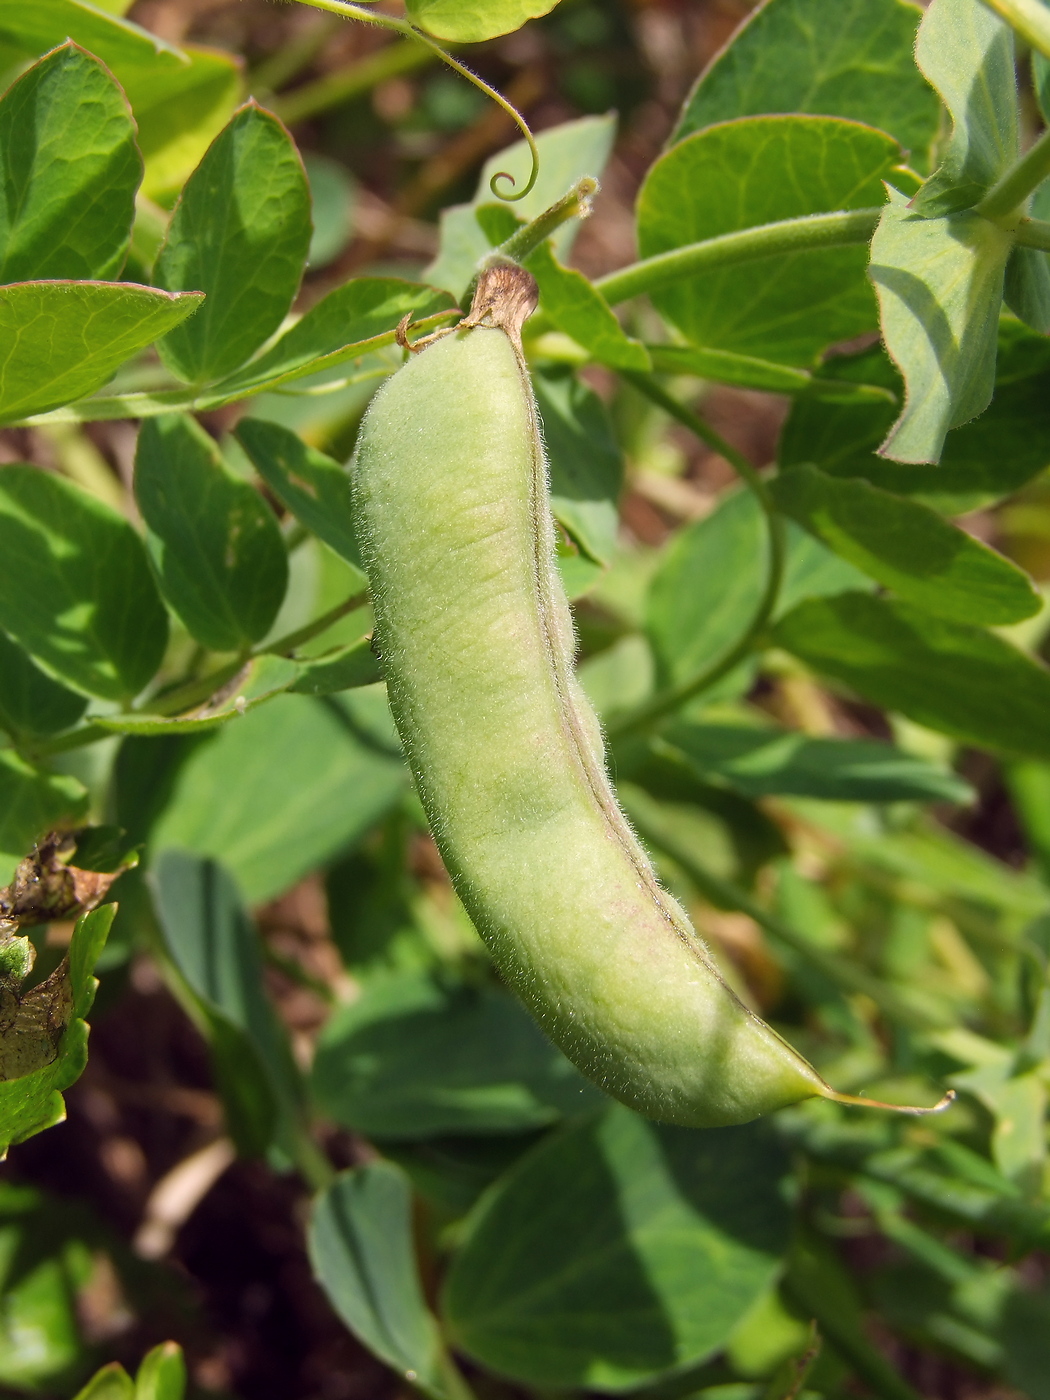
[4,0,1050,1396]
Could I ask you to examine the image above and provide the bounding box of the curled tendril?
[286,1,540,203]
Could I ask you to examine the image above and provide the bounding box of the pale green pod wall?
[351,324,830,1127]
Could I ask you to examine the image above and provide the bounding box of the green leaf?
[131,45,242,202]
[69,904,117,1020]
[773,591,1050,759]
[0,630,87,739]
[0,0,185,74]
[0,465,168,701]
[289,638,380,696]
[533,368,623,565]
[658,720,973,805]
[912,0,1017,216]
[1003,244,1050,334]
[646,488,869,689]
[74,1364,134,1400]
[673,0,939,174]
[637,116,901,365]
[309,1164,450,1398]
[234,417,361,570]
[312,970,604,1139]
[95,654,300,734]
[135,414,287,651]
[443,1106,791,1390]
[150,691,407,902]
[0,44,140,281]
[869,193,1014,463]
[425,115,616,298]
[0,1021,87,1157]
[778,327,1050,512]
[769,464,1039,623]
[151,849,300,1156]
[155,105,311,384]
[134,1343,186,1400]
[525,243,650,370]
[0,753,88,888]
[405,0,563,42]
[218,278,455,398]
[0,282,203,424]
[0,906,112,1156]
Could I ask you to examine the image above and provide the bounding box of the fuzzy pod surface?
[350,265,847,1126]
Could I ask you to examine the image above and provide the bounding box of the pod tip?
[824,1087,956,1116]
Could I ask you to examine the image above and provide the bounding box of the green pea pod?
[352,264,949,1127]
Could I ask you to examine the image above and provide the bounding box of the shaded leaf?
[130,45,242,202]
[533,368,623,565]
[309,1164,450,1398]
[658,720,973,804]
[0,466,168,700]
[0,43,140,281]
[234,417,362,570]
[912,0,1017,217]
[312,971,604,1139]
[769,464,1039,623]
[778,328,1050,512]
[135,414,287,651]
[406,0,562,41]
[0,631,88,740]
[150,691,407,902]
[304,153,356,270]
[443,1107,791,1390]
[773,591,1050,759]
[673,0,939,172]
[869,192,1014,463]
[151,849,300,1156]
[646,488,869,689]
[0,0,184,74]
[525,243,650,370]
[0,282,203,424]
[155,104,311,384]
[636,115,901,365]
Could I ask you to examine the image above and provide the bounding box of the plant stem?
[272,36,440,125]
[608,371,785,737]
[978,0,1050,58]
[1015,215,1050,251]
[977,127,1050,220]
[262,591,368,656]
[595,208,882,308]
[495,177,598,263]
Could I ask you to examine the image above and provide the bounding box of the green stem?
[495,177,598,263]
[292,0,538,200]
[978,0,1050,58]
[271,36,440,125]
[596,208,882,308]
[609,371,785,738]
[977,127,1050,220]
[1015,215,1050,251]
[261,591,368,656]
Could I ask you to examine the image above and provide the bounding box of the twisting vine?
[288,0,540,199]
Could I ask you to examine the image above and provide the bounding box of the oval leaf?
[0,466,168,700]
[135,414,288,652]
[443,1106,792,1390]
[769,463,1040,623]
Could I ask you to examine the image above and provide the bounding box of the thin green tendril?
[288,0,539,201]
